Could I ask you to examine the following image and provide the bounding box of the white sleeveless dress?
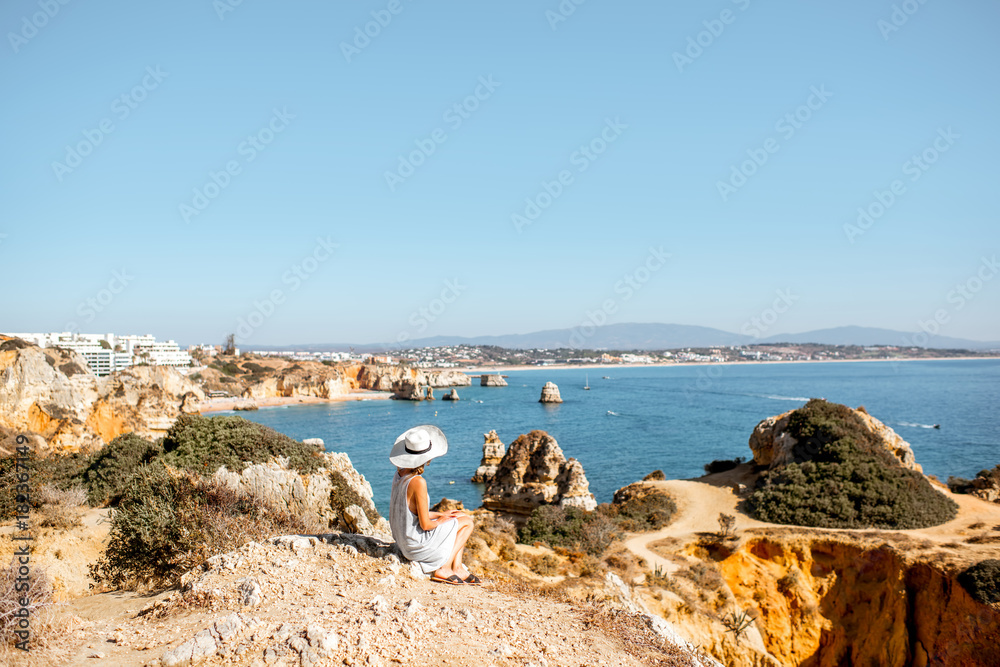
[389,472,459,573]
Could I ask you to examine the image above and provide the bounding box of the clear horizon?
[3,1,998,346]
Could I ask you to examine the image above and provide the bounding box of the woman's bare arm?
[407,476,454,531]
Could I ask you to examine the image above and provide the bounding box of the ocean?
[227,359,1000,515]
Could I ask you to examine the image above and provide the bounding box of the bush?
[0,450,90,521]
[91,461,309,590]
[704,457,744,475]
[519,505,620,556]
[209,361,241,376]
[0,560,53,645]
[747,400,958,529]
[643,469,666,481]
[161,415,324,474]
[82,432,163,506]
[601,493,677,533]
[958,559,1000,604]
[36,484,87,529]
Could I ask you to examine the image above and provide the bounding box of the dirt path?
[623,474,1000,573]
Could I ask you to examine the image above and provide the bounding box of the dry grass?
[35,485,86,530]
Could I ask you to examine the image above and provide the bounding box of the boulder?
[471,430,505,483]
[442,389,460,401]
[480,374,507,387]
[430,498,465,512]
[482,429,597,516]
[539,381,563,403]
[749,404,921,472]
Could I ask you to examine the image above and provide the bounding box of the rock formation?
[749,403,920,471]
[442,389,460,401]
[471,430,505,483]
[539,381,562,403]
[213,452,390,538]
[0,338,204,453]
[480,373,508,387]
[355,364,470,393]
[482,430,596,516]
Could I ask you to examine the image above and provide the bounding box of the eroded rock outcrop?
[471,430,505,483]
[442,389,459,401]
[749,404,920,471]
[717,535,1000,667]
[539,381,562,403]
[482,430,596,516]
[212,452,390,538]
[0,339,203,452]
[355,364,470,393]
[480,373,507,387]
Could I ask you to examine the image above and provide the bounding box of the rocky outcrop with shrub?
[747,399,957,529]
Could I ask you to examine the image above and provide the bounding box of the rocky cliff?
[749,403,919,471]
[0,338,203,453]
[482,430,596,516]
[471,429,505,483]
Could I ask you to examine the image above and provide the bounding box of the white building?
[2,331,191,376]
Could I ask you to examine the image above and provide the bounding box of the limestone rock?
[471,430,505,483]
[539,382,562,403]
[442,389,460,401]
[0,339,203,453]
[302,438,324,447]
[213,451,385,536]
[482,430,597,516]
[749,403,921,472]
[480,374,507,387]
[356,364,470,393]
[430,498,465,512]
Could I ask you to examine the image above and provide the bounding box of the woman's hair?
[412,464,425,475]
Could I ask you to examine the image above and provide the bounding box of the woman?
[388,425,480,585]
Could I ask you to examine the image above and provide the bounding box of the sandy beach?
[199,391,392,414]
[458,355,994,375]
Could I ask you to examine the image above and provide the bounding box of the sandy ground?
[199,392,391,414]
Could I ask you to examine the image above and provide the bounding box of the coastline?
[198,391,392,414]
[457,355,996,374]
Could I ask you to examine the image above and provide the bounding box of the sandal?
[462,573,483,586]
[430,574,466,585]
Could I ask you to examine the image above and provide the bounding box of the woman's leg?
[448,515,474,576]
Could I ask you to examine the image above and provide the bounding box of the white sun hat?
[389,425,449,468]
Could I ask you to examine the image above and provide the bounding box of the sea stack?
[482,430,597,517]
[539,382,562,403]
[471,430,505,483]
[480,374,508,387]
[442,389,460,401]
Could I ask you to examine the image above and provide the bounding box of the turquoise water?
[229,359,1000,515]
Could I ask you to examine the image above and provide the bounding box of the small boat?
[602,376,610,380]
[584,374,590,390]
[932,424,941,429]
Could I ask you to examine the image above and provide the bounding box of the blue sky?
[2,0,998,346]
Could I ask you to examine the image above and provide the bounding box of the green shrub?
[601,493,677,532]
[0,450,90,520]
[90,461,309,589]
[958,559,1000,604]
[209,361,242,376]
[329,469,380,525]
[643,469,666,481]
[519,505,619,556]
[82,432,163,506]
[161,414,324,474]
[747,400,958,529]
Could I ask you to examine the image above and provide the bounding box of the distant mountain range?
[253,324,1000,353]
